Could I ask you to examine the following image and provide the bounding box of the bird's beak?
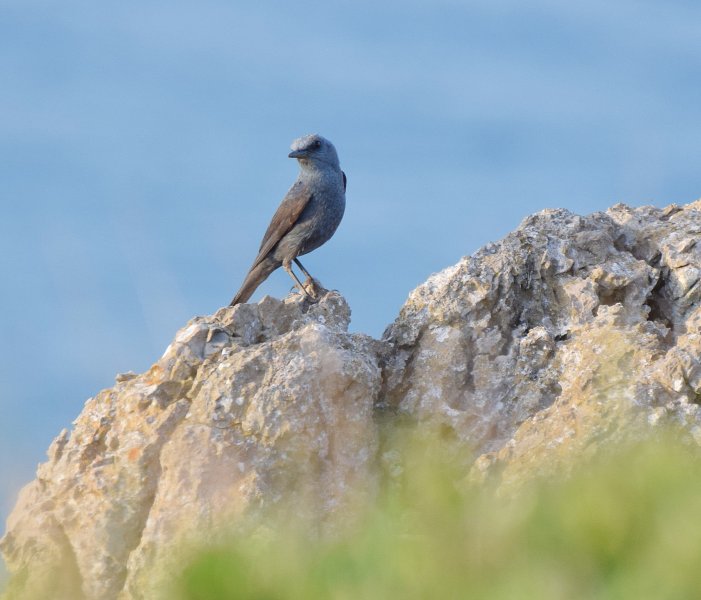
[288,149,306,159]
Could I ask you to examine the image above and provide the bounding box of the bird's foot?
[287,282,317,303]
[302,277,325,303]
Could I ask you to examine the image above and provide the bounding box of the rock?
[5,200,701,598]
[383,201,701,488]
[1,292,384,600]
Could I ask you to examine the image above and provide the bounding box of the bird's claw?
[302,277,322,302]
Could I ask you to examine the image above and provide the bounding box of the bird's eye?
[313,140,321,149]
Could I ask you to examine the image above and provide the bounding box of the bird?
[229,134,346,306]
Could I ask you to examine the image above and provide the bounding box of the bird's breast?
[295,182,345,256]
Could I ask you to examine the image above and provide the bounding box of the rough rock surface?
[4,200,701,599]
[1,293,383,600]
[382,201,701,488]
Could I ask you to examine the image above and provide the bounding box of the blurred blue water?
[1,0,700,544]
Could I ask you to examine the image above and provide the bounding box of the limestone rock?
[383,201,701,487]
[5,200,701,598]
[1,292,383,600]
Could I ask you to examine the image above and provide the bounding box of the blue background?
[1,0,700,578]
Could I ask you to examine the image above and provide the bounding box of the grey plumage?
[230,134,346,306]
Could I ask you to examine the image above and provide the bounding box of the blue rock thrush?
[229,134,347,306]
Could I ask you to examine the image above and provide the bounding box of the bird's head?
[288,134,340,170]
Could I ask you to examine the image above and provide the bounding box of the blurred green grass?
[170,431,701,600]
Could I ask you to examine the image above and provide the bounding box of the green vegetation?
[170,432,701,600]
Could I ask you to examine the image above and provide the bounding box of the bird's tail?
[230,258,278,306]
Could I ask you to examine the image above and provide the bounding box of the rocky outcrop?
[4,200,701,598]
[382,202,701,488]
[1,294,383,599]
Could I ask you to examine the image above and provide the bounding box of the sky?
[1,0,701,571]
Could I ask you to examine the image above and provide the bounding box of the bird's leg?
[294,258,322,299]
[282,259,316,302]
[293,258,313,280]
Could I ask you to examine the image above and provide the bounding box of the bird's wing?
[342,170,347,191]
[249,179,313,270]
